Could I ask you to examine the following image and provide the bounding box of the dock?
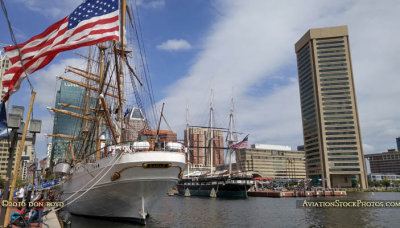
[247,190,347,197]
[43,210,62,228]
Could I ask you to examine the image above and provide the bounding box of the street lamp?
[27,119,41,204]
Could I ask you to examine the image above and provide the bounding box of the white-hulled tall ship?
[47,0,186,224]
[60,141,185,224]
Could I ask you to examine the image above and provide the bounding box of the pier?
[247,189,347,197]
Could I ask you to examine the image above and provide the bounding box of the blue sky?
[1,0,400,163]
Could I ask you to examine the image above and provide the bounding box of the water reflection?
[71,192,400,227]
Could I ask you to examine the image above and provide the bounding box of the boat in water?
[177,172,253,198]
[46,0,186,224]
[176,94,253,198]
[60,143,185,224]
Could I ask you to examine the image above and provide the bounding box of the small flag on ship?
[230,134,249,149]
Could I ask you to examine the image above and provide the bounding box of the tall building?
[123,108,146,142]
[184,127,224,167]
[0,55,11,100]
[365,150,400,175]
[236,144,306,179]
[396,137,400,151]
[0,132,35,180]
[295,25,367,189]
[51,80,86,164]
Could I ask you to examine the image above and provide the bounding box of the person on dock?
[17,186,25,202]
[28,194,45,227]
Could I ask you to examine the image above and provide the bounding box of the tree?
[16,177,27,188]
[381,179,390,189]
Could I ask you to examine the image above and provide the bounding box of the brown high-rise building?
[184,127,224,167]
[295,25,367,189]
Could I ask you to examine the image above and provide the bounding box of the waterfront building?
[140,129,177,143]
[368,173,400,182]
[0,55,11,100]
[184,127,224,167]
[0,132,35,179]
[295,25,367,189]
[235,144,306,180]
[365,150,400,175]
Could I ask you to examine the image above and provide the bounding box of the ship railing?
[95,140,186,159]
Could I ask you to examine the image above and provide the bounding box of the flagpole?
[4,91,36,227]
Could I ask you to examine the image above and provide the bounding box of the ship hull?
[177,177,253,198]
[61,151,185,224]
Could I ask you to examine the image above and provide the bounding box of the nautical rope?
[0,0,34,93]
[53,151,124,212]
[60,152,120,202]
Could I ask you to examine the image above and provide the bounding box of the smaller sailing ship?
[177,94,253,198]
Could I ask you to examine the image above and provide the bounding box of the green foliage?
[16,177,27,187]
[369,179,398,188]
[382,179,391,188]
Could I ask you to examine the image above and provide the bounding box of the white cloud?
[14,0,82,18]
[33,58,87,108]
[363,144,375,155]
[157,0,400,154]
[157,39,192,51]
[30,57,87,158]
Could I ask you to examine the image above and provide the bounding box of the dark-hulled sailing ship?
[177,93,253,198]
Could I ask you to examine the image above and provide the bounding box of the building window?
[327,147,358,151]
[316,40,344,45]
[328,158,358,161]
[328,152,358,156]
[329,168,360,172]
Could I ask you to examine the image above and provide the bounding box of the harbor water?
[71,192,400,227]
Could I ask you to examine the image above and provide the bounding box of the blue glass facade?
[51,80,87,164]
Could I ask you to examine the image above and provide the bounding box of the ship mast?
[209,89,214,175]
[82,46,91,157]
[186,104,190,177]
[118,0,127,143]
[227,97,236,174]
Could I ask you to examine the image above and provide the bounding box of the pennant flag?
[230,134,249,149]
[0,102,8,137]
[2,0,120,101]
[27,163,37,173]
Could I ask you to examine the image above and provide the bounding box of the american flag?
[230,134,249,149]
[2,0,120,101]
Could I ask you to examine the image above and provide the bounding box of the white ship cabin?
[104,141,184,155]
